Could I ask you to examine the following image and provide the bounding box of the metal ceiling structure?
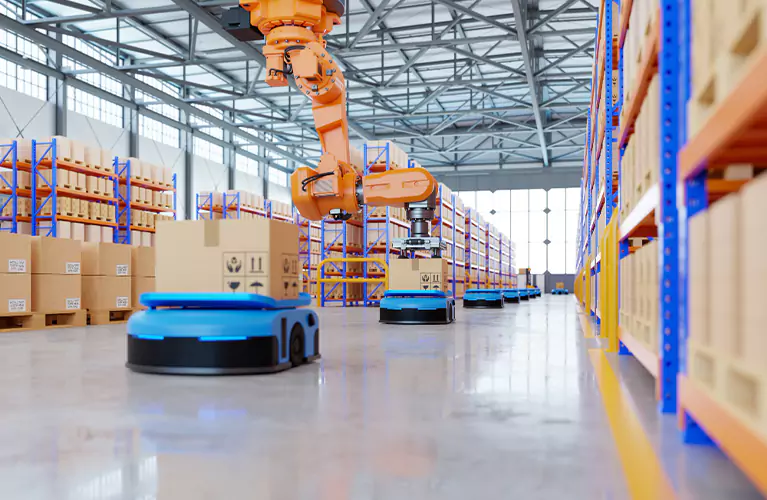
[1,0,596,181]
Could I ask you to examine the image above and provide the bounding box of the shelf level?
[19,160,117,179]
[620,183,659,241]
[122,177,175,192]
[38,187,116,204]
[619,14,660,148]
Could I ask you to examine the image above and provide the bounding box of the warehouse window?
[136,75,181,147]
[236,145,260,175]
[68,87,123,128]
[269,167,288,187]
[62,36,123,98]
[191,104,224,142]
[0,4,47,100]
[455,187,581,274]
[193,136,224,164]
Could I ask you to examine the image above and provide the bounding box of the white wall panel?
[234,170,264,196]
[139,136,187,219]
[0,87,54,140]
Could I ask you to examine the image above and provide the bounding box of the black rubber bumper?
[126,335,301,375]
[463,299,504,309]
[504,296,520,303]
[379,307,454,324]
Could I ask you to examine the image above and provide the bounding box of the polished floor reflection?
[0,297,759,499]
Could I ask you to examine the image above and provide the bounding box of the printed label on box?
[8,259,26,273]
[116,264,129,276]
[8,299,26,313]
[116,296,129,308]
[65,262,81,274]
[66,298,80,310]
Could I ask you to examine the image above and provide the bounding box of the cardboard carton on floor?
[31,275,81,311]
[0,232,31,274]
[131,246,155,277]
[389,258,449,292]
[155,218,300,300]
[0,273,31,313]
[30,236,81,275]
[82,241,131,277]
[82,276,131,310]
[132,276,155,309]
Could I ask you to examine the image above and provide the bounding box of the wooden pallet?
[0,309,87,333]
[87,308,135,325]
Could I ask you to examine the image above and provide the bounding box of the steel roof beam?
[432,0,518,36]
[509,0,549,166]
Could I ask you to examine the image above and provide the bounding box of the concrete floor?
[0,296,761,499]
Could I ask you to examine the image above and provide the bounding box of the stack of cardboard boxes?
[364,141,408,169]
[131,247,156,310]
[0,233,31,314]
[82,242,132,313]
[30,237,82,312]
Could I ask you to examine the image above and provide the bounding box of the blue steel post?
[452,193,456,298]
[604,0,613,226]
[0,140,18,234]
[658,0,681,414]
[115,158,132,244]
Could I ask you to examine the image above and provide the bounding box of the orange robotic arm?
[237,0,436,221]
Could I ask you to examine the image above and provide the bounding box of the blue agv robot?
[127,293,319,375]
[502,289,520,303]
[463,289,504,309]
[379,290,456,324]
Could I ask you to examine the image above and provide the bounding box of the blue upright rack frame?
[0,140,18,234]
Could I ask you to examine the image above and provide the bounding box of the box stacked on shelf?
[364,141,408,170]
[619,238,658,352]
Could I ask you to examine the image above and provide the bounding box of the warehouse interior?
[0,0,766,498]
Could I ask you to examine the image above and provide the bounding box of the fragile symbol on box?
[223,253,245,276]
[66,262,81,275]
[8,299,26,313]
[8,259,26,273]
[224,278,242,293]
[116,296,129,308]
[66,298,80,310]
[116,264,129,276]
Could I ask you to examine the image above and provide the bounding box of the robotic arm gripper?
[228,0,438,224]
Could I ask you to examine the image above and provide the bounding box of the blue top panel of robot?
[139,292,312,310]
[383,290,448,298]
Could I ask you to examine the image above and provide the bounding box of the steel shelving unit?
[464,209,488,289]
[115,157,177,244]
[30,139,118,238]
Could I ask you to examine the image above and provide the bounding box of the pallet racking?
[115,157,177,245]
[578,0,767,494]
[0,140,19,233]
[29,139,119,238]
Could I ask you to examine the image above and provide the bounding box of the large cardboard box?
[132,246,155,277]
[82,242,131,277]
[0,232,31,274]
[389,258,449,292]
[30,236,81,275]
[82,276,131,310]
[132,276,155,309]
[0,274,31,313]
[156,219,299,299]
[31,275,81,312]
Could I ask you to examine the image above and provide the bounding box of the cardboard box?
[101,150,114,171]
[0,273,31,313]
[77,173,86,191]
[70,140,85,163]
[156,219,299,299]
[140,231,152,247]
[50,136,71,159]
[71,222,85,242]
[132,246,155,277]
[82,241,131,277]
[31,274,81,311]
[98,177,108,195]
[85,146,102,168]
[31,236,81,275]
[102,227,114,243]
[57,221,72,239]
[82,276,131,310]
[0,232,31,274]
[132,276,155,309]
[389,258,449,292]
[85,225,102,243]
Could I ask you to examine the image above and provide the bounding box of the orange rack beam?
[620,183,659,240]
[123,178,175,192]
[19,160,117,179]
[618,0,634,48]
[679,375,767,496]
[679,49,767,181]
[38,187,115,204]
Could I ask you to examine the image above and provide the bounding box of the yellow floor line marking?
[588,349,677,500]
[579,312,596,339]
